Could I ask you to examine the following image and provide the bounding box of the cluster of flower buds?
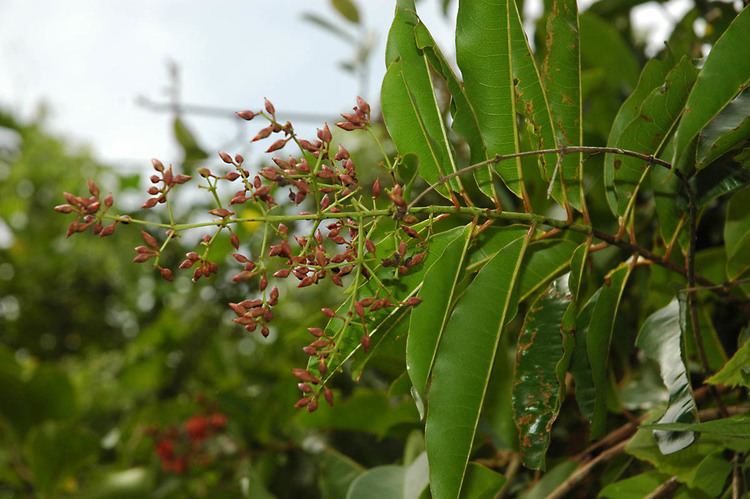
[382,237,427,276]
[55,180,116,237]
[132,230,174,281]
[143,159,191,209]
[228,282,278,337]
[336,96,371,131]
[149,411,228,474]
[292,363,334,413]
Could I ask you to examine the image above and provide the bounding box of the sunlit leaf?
[426,230,530,498]
[707,331,750,388]
[407,224,472,401]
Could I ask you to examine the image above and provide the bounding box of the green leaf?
[382,0,461,198]
[605,57,697,217]
[407,224,472,400]
[692,159,750,207]
[643,415,750,439]
[25,422,98,496]
[345,453,428,499]
[586,263,632,437]
[331,0,360,24]
[579,12,639,94]
[636,299,698,454]
[302,13,356,42]
[513,278,572,470]
[319,450,365,499]
[725,185,750,279]
[673,5,750,170]
[519,460,578,499]
[426,230,531,498]
[570,287,600,423]
[599,471,671,499]
[460,463,507,499]
[542,0,584,210]
[414,22,493,200]
[518,239,580,302]
[697,87,750,168]
[707,335,750,388]
[627,428,733,497]
[456,0,524,198]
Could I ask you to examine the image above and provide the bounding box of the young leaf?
[407,224,472,401]
[673,5,750,170]
[542,0,584,211]
[636,299,698,454]
[426,231,530,499]
[724,185,750,279]
[512,278,572,470]
[381,0,461,198]
[605,57,697,218]
[456,0,525,198]
[585,263,631,437]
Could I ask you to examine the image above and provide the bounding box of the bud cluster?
[55,179,116,237]
[56,97,433,413]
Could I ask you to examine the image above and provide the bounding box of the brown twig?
[547,440,629,499]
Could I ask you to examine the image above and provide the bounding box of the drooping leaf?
[456,0,524,198]
[508,0,559,208]
[413,22,494,200]
[331,0,360,24]
[636,299,698,454]
[585,263,632,437]
[512,278,572,470]
[643,415,750,439]
[706,333,750,388]
[426,231,531,498]
[542,0,584,211]
[382,0,461,198]
[407,224,472,401]
[570,287,600,423]
[605,57,697,217]
[724,185,750,279]
[673,5,750,170]
[697,87,750,168]
[460,463,507,499]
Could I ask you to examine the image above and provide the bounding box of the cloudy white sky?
[0,0,691,169]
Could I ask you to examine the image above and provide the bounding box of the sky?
[0,0,692,170]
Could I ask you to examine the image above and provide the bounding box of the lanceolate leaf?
[673,5,750,170]
[382,0,461,198]
[586,263,632,437]
[508,1,559,207]
[636,299,698,454]
[456,0,524,198]
[407,224,472,400]
[724,185,750,279]
[426,231,531,499]
[570,288,600,423]
[697,87,750,168]
[512,278,572,470]
[542,0,584,211]
[413,22,494,200]
[605,57,697,217]
[517,239,580,302]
